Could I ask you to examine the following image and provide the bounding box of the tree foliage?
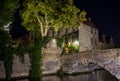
[20,0,86,36]
[0,29,14,80]
[0,0,18,27]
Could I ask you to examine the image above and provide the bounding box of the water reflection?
[42,75,60,81]
[12,70,119,81]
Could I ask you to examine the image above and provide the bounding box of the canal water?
[7,70,119,81]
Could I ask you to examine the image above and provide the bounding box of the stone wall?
[1,48,120,79]
[0,61,5,78]
[0,39,62,79]
[42,39,62,74]
[61,51,102,74]
[61,49,120,80]
[0,54,30,79]
[78,23,99,52]
[12,54,30,77]
[42,48,61,74]
[91,49,120,79]
[0,52,61,79]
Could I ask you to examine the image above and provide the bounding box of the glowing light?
[73,40,79,46]
[68,42,71,46]
[53,39,56,43]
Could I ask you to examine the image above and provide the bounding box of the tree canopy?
[20,0,86,37]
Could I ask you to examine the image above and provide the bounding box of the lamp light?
[74,40,79,46]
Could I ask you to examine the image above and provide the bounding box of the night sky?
[74,0,120,47]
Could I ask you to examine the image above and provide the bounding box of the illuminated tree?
[21,0,86,36]
[20,0,86,78]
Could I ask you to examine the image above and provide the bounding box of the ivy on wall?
[0,29,14,80]
[0,29,26,80]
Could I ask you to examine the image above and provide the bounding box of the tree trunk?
[29,45,42,79]
[28,34,43,80]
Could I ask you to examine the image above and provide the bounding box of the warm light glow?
[73,40,79,46]
[68,42,71,46]
[53,39,56,43]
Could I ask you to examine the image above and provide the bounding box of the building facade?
[47,19,115,52]
[78,21,99,51]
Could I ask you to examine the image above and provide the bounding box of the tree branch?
[36,16,44,36]
[45,13,49,36]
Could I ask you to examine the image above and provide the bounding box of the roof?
[83,19,98,29]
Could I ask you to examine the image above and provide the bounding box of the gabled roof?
[83,19,98,29]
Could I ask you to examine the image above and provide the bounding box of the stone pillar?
[42,39,62,75]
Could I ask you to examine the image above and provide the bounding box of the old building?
[47,19,115,52]
[78,20,99,51]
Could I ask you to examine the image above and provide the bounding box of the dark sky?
[74,0,120,47]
